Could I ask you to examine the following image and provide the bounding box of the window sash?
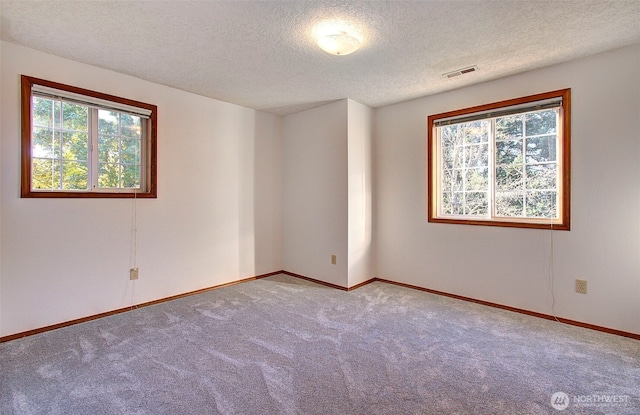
[436,109,562,222]
[92,108,147,192]
[30,95,146,193]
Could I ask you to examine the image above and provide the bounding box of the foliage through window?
[428,89,570,229]
[21,75,157,198]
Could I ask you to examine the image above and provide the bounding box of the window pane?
[98,110,141,190]
[442,191,489,216]
[122,165,141,188]
[442,192,464,215]
[32,158,61,190]
[443,144,463,170]
[496,166,523,192]
[98,110,119,135]
[441,192,453,214]
[525,163,556,190]
[526,191,556,218]
[465,167,488,191]
[98,135,119,163]
[62,102,88,131]
[442,168,463,192]
[62,132,88,161]
[33,97,53,127]
[121,139,140,164]
[465,192,488,215]
[496,139,522,165]
[525,110,556,136]
[495,194,524,217]
[442,124,464,147]
[496,114,523,140]
[62,161,88,190]
[464,121,489,144]
[464,144,489,167]
[526,135,556,163]
[121,114,141,139]
[98,163,120,188]
[32,127,60,158]
[440,122,490,218]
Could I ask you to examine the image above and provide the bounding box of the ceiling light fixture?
[316,31,361,56]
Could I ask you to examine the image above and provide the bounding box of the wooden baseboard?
[347,278,377,291]
[0,271,282,343]
[2,271,637,342]
[375,278,640,341]
[280,271,348,290]
[279,270,376,291]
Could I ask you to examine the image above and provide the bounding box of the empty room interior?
[1,1,639,414]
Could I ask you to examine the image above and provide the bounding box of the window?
[21,75,157,198]
[428,89,570,229]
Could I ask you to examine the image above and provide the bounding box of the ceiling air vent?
[444,65,478,79]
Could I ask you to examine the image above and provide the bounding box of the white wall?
[0,42,283,337]
[347,100,373,287]
[3,40,637,338]
[374,45,640,334]
[282,100,349,287]
[253,112,284,275]
[281,99,374,289]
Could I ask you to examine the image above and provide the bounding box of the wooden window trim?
[21,75,157,198]
[427,89,570,230]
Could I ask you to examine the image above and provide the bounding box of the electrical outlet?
[130,267,139,280]
[331,255,337,265]
[575,279,587,294]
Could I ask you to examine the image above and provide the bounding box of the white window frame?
[428,89,570,230]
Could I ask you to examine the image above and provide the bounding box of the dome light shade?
[317,32,361,55]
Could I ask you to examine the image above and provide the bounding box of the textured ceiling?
[2,1,639,115]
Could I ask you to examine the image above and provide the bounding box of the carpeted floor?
[1,273,638,414]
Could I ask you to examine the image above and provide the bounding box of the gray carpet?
[1,274,638,414]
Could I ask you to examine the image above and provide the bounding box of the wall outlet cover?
[576,279,587,294]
